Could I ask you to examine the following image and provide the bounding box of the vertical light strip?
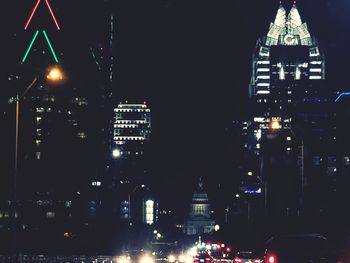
[21,30,40,63]
[45,0,61,30]
[42,30,59,63]
[24,0,41,30]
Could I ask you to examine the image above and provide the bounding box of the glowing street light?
[46,66,63,81]
[270,119,282,130]
[112,148,121,158]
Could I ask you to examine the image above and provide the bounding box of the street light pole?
[12,77,38,263]
[300,139,304,213]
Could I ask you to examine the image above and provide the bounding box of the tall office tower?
[245,3,338,217]
[110,102,152,221]
[249,3,325,147]
[112,102,151,184]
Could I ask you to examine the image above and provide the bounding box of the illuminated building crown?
[266,3,313,46]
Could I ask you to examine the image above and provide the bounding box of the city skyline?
[1,0,350,210]
[0,0,350,257]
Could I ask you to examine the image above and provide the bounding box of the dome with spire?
[192,177,210,204]
[183,178,215,235]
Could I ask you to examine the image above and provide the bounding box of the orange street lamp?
[46,66,64,81]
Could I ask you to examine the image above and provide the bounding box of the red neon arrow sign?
[24,0,61,30]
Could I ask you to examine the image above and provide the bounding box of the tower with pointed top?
[244,3,338,218]
[248,2,326,154]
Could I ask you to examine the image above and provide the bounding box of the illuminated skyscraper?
[249,3,325,146]
[245,3,339,217]
[111,102,151,184]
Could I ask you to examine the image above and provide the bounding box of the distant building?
[110,102,151,186]
[112,102,151,157]
[184,178,215,235]
[110,102,153,222]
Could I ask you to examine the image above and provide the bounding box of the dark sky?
[2,0,350,210]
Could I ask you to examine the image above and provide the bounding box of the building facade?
[244,3,340,218]
[184,179,215,235]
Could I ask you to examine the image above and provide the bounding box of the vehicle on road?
[263,234,337,263]
[234,251,262,263]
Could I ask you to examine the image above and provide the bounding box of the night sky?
[2,0,350,210]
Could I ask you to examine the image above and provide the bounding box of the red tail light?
[254,260,261,263]
[234,258,242,263]
[266,253,277,263]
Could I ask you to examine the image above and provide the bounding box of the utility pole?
[300,139,304,213]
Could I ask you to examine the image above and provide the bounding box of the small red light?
[226,247,231,252]
[266,254,277,263]
[234,258,242,263]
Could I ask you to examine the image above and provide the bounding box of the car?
[263,234,337,263]
[234,251,263,263]
[194,252,213,263]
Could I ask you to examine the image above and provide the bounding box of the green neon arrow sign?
[21,30,59,64]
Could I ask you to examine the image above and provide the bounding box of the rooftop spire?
[198,177,203,190]
[274,4,287,27]
[288,3,302,29]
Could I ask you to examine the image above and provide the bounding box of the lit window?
[92,181,102,187]
[279,66,285,80]
[46,212,55,219]
[77,132,87,139]
[36,152,41,160]
[35,140,42,147]
[295,67,301,80]
[36,117,42,125]
[309,76,322,80]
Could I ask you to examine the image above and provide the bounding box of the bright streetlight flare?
[270,119,282,130]
[168,255,176,263]
[47,67,63,81]
[112,148,121,158]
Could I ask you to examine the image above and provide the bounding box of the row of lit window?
[115,120,148,124]
[114,109,150,113]
[114,124,139,129]
[72,98,88,106]
[36,107,53,113]
[117,104,147,109]
[114,136,146,141]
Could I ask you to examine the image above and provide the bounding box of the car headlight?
[168,255,176,263]
[139,255,155,263]
[117,256,131,263]
[178,254,186,263]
